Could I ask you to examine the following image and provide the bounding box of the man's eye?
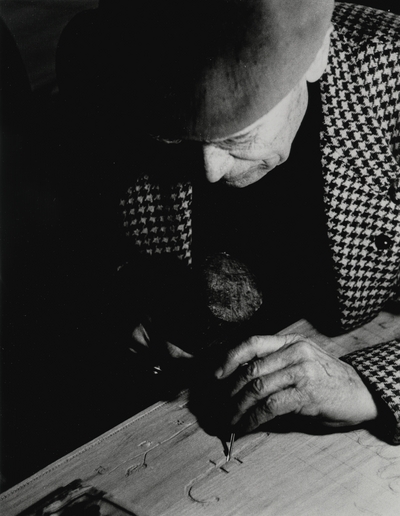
[219,141,254,152]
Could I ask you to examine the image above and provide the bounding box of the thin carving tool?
[227,432,235,462]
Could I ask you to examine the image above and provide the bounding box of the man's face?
[200,78,309,188]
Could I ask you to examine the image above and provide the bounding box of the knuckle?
[296,340,311,354]
[248,335,263,346]
[246,360,260,379]
[251,377,264,396]
[284,368,296,385]
[247,335,266,351]
[293,340,314,359]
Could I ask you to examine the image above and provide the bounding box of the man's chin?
[223,166,275,188]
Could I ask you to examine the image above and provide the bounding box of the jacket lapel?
[320,38,400,330]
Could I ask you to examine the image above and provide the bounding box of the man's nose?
[202,144,234,183]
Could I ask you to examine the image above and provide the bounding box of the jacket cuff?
[341,340,400,444]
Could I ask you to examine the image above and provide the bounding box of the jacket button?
[375,233,393,250]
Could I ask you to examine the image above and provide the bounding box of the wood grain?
[1,311,400,516]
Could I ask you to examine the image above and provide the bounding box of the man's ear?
[305,25,333,83]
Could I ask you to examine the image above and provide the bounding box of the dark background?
[1,0,164,492]
[1,0,400,492]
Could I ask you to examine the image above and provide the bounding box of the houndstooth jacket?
[120,3,400,442]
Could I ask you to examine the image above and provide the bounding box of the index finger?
[214,333,300,379]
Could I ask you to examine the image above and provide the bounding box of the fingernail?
[215,367,223,379]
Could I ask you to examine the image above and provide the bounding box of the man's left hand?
[214,334,379,434]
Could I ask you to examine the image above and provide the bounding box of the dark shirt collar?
[193,82,340,334]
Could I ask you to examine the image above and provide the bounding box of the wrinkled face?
[200,78,309,188]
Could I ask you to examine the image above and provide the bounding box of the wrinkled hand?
[214,334,378,434]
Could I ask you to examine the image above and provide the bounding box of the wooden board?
[1,311,400,516]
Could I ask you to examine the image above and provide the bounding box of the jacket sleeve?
[341,339,400,444]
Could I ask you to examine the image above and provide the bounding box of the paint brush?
[226,432,235,462]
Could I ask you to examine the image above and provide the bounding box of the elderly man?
[113,1,400,443]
